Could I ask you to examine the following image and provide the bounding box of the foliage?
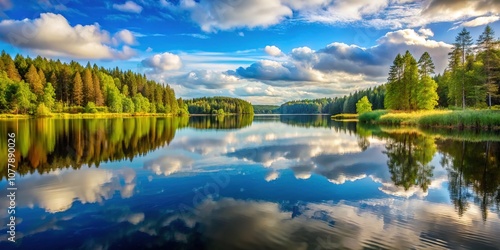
[358,110,389,123]
[0,52,183,115]
[84,102,98,113]
[356,96,372,114]
[186,96,253,114]
[36,103,52,117]
[253,105,279,114]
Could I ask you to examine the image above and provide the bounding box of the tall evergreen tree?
[73,72,83,106]
[25,64,44,97]
[83,68,94,105]
[417,52,439,110]
[477,25,499,108]
[454,28,473,109]
[93,72,104,106]
[38,68,46,86]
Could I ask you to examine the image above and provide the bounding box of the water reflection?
[1,115,500,249]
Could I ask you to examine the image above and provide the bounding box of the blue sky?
[0,0,499,104]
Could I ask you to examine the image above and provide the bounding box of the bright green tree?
[356,96,372,114]
[42,83,56,110]
[417,52,439,110]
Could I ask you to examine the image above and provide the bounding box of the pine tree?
[454,28,473,109]
[403,51,419,110]
[25,64,44,97]
[93,72,104,106]
[417,52,439,110]
[73,72,83,106]
[477,25,498,108]
[82,68,94,105]
[5,58,21,81]
[385,54,404,110]
[38,68,46,86]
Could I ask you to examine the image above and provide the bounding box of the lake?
[1,115,499,250]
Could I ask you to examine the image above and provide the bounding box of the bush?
[84,102,98,113]
[358,110,389,123]
[36,103,52,117]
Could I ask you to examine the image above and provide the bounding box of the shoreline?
[0,113,256,119]
[357,109,500,131]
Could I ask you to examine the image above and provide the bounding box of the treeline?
[253,105,279,114]
[185,96,254,114]
[328,85,385,114]
[0,52,186,115]
[269,87,385,115]
[277,98,334,114]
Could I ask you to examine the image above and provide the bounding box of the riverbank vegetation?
[185,96,254,114]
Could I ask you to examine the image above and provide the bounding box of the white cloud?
[418,27,434,37]
[114,29,137,45]
[113,1,143,13]
[173,70,240,89]
[0,13,136,59]
[264,45,284,57]
[462,15,500,27]
[142,52,182,72]
[235,29,451,86]
[171,0,293,32]
[238,32,245,37]
[145,47,153,52]
[159,0,500,32]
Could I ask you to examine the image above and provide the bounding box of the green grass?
[418,110,500,129]
[358,110,389,123]
[359,109,500,130]
[331,113,358,120]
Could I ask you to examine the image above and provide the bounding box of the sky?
[0,0,499,105]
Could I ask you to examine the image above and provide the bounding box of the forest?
[185,96,254,114]
[0,52,188,115]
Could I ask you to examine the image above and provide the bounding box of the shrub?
[358,110,389,123]
[84,102,98,113]
[36,103,53,117]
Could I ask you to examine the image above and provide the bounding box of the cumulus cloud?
[113,1,143,13]
[0,13,136,59]
[141,52,182,72]
[114,29,137,45]
[168,0,293,32]
[418,27,434,37]
[172,70,239,89]
[264,45,284,57]
[234,28,451,85]
[162,0,499,31]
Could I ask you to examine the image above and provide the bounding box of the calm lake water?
[1,115,500,249]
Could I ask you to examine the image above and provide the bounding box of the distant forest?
[253,86,385,115]
[185,96,254,114]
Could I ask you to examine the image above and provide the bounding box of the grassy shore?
[358,109,500,130]
[331,113,358,121]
